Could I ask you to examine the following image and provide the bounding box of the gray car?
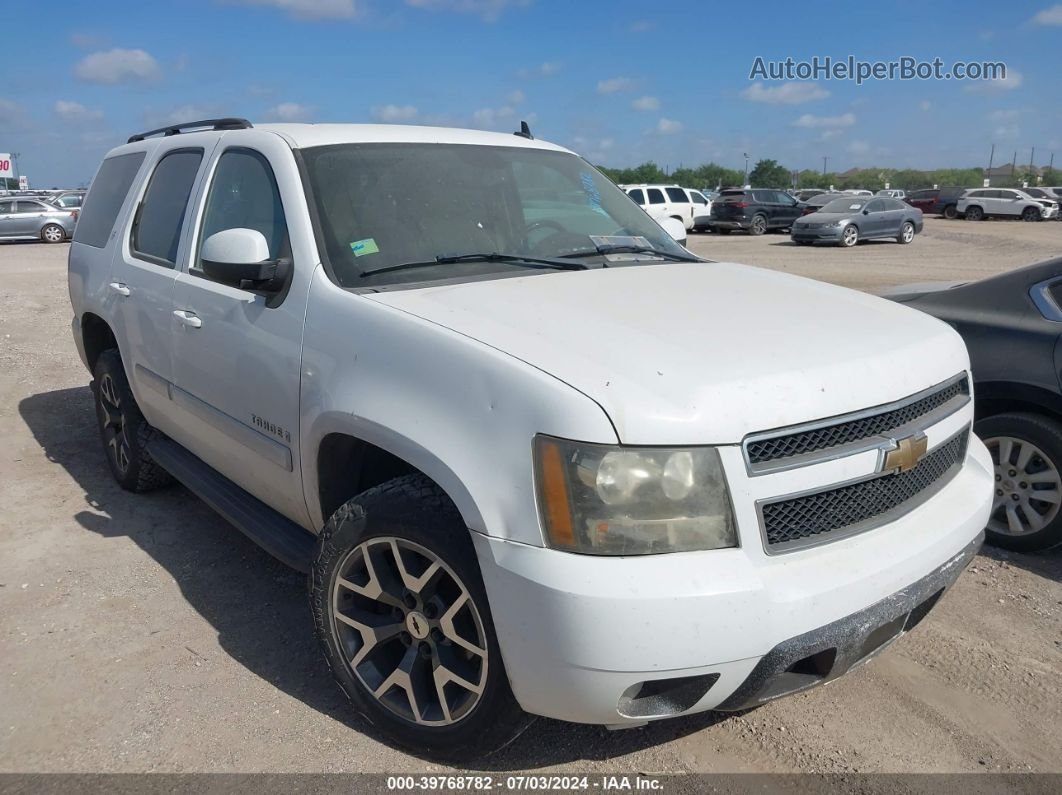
[0,197,77,243]
[790,196,923,247]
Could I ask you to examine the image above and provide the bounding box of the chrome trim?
[742,372,970,476]
[1029,277,1062,323]
[755,427,970,556]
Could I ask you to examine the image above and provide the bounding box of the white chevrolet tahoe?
[68,118,993,760]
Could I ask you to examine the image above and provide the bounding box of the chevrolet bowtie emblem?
[882,434,929,474]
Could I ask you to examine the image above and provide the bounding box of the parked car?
[885,258,1062,551]
[842,189,873,197]
[0,197,77,243]
[905,189,940,214]
[1022,188,1062,219]
[936,186,972,219]
[958,188,1058,221]
[621,184,701,231]
[791,196,923,247]
[797,191,844,216]
[793,189,827,202]
[49,190,86,209]
[708,188,802,235]
[687,188,712,232]
[876,189,906,199]
[69,117,991,759]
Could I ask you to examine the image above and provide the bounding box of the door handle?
[173,309,203,329]
[109,282,131,297]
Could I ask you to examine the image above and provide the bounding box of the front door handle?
[173,309,203,329]
[109,282,131,297]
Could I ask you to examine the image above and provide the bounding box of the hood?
[368,263,970,445]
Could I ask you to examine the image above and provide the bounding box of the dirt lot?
[1,217,1060,777]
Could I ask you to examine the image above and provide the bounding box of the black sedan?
[886,257,1062,551]
[791,196,923,247]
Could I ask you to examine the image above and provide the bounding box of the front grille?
[760,429,969,551]
[746,376,969,467]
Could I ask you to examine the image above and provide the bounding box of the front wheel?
[897,221,915,244]
[977,413,1062,552]
[41,224,66,243]
[311,474,531,760]
[1022,206,1041,222]
[840,224,859,247]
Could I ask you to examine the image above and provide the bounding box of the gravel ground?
[1,217,1060,776]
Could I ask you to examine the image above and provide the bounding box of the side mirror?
[862,209,870,215]
[200,228,288,291]
[658,216,687,247]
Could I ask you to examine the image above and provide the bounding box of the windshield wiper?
[559,245,701,263]
[359,252,588,279]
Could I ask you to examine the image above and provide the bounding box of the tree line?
[596,158,1056,192]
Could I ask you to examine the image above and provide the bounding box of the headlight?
[533,436,737,555]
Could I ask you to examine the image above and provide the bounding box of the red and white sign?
[0,154,11,179]
[18,175,28,190]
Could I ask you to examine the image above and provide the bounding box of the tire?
[1021,206,1041,222]
[840,224,859,247]
[942,204,958,220]
[897,221,915,244]
[310,474,531,760]
[41,224,65,244]
[91,349,174,492]
[976,413,1062,552]
[748,214,767,236]
[965,205,984,221]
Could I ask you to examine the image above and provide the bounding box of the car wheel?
[977,413,1062,552]
[41,224,66,244]
[92,349,174,492]
[1021,206,1041,222]
[965,205,984,221]
[310,474,531,760]
[897,221,915,244]
[840,224,859,247]
[942,205,958,219]
[749,214,767,236]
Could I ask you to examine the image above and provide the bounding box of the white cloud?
[54,100,103,122]
[742,81,829,105]
[656,117,683,134]
[631,95,659,111]
[597,76,636,94]
[919,100,932,111]
[74,48,160,85]
[267,101,314,121]
[471,105,516,128]
[1032,4,1062,24]
[819,129,843,141]
[988,108,1021,121]
[966,69,1023,93]
[371,104,419,122]
[792,112,856,129]
[227,0,359,19]
[599,137,614,150]
[507,89,526,105]
[405,0,531,21]
[518,61,559,78]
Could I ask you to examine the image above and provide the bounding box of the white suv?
[958,188,1059,221]
[621,183,710,231]
[68,118,992,760]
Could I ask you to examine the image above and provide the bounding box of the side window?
[626,188,645,205]
[74,152,146,249]
[864,199,884,213]
[196,148,290,276]
[646,188,665,204]
[774,190,795,205]
[665,187,687,203]
[16,201,45,213]
[131,149,204,268]
[0,200,12,213]
[690,191,707,205]
[966,190,983,199]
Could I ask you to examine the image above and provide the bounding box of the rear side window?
[665,187,687,203]
[132,149,203,267]
[626,188,645,204]
[74,152,146,249]
[690,191,707,205]
[646,188,665,204]
[17,200,45,213]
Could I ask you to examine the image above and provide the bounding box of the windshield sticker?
[350,238,379,257]
[580,171,607,215]
[849,204,862,210]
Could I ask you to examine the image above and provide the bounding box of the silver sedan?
[790,196,923,248]
[0,197,78,243]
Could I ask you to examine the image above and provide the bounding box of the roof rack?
[127,117,252,144]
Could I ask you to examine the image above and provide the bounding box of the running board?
[146,437,317,573]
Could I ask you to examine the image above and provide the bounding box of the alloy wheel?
[330,537,488,726]
[984,435,1062,536]
[42,225,64,243]
[751,216,766,235]
[902,223,914,243]
[842,226,858,246]
[97,374,130,473]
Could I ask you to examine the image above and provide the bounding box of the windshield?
[301,143,690,288]
[819,197,868,213]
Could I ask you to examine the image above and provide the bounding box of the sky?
[1,0,1060,187]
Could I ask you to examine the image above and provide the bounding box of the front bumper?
[473,439,992,725]
[791,225,843,243]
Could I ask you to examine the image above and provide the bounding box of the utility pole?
[986,143,995,187]
[743,153,749,187]
[1030,147,1036,183]
[822,155,829,176]
[1049,152,1056,182]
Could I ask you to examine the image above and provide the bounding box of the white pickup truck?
[68,118,992,760]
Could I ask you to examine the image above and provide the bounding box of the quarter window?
[646,188,665,204]
[74,152,145,249]
[627,188,645,205]
[665,187,687,203]
[16,201,45,213]
[131,149,204,268]
[690,191,707,205]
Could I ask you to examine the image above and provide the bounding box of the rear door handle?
[109,282,130,297]
[173,309,203,329]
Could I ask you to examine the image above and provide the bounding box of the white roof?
[255,123,572,153]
